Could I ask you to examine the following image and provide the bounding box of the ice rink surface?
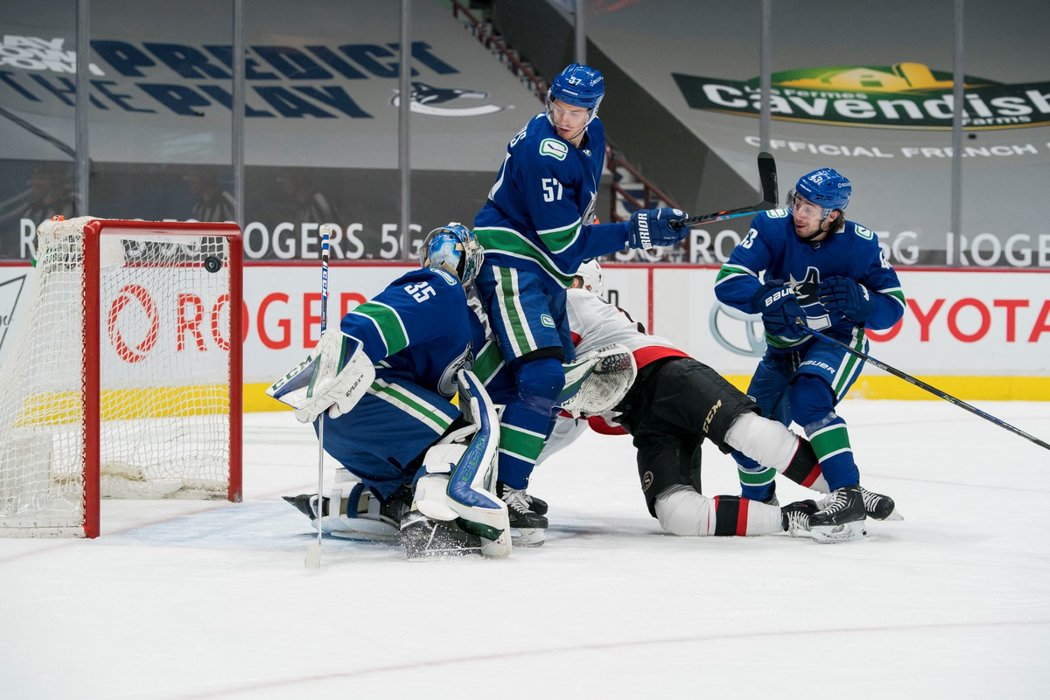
[2,399,1049,699]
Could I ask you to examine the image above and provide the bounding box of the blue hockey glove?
[762,302,807,340]
[752,282,806,340]
[818,276,874,324]
[627,208,689,249]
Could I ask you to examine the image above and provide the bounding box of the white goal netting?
[0,217,241,537]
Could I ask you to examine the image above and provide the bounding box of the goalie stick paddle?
[673,151,779,228]
[799,323,1050,452]
[305,226,333,569]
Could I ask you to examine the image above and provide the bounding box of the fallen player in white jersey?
[542,261,900,542]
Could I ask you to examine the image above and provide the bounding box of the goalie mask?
[419,223,484,286]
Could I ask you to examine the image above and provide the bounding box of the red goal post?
[0,217,242,538]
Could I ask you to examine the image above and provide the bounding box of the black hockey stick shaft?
[799,323,1050,451]
[675,151,779,228]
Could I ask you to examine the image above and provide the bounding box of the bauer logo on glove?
[266,330,376,423]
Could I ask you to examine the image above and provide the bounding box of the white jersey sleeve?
[566,289,686,367]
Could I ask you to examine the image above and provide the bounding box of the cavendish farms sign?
[673,63,1050,130]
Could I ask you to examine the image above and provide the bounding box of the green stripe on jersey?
[498,267,535,353]
[738,466,776,487]
[715,264,756,284]
[832,328,866,397]
[883,287,906,309]
[372,380,453,434]
[499,423,546,463]
[350,302,408,356]
[474,227,574,286]
[808,423,852,461]
[471,340,505,385]
[536,219,582,254]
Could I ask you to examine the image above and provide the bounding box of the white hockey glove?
[266,329,376,423]
[559,344,637,418]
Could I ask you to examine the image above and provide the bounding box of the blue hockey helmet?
[548,63,605,111]
[419,223,484,286]
[790,168,852,217]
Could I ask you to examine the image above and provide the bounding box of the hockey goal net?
[0,217,242,538]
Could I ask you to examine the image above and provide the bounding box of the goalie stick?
[672,151,779,228]
[798,323,1050,452]
[305,225,333,569]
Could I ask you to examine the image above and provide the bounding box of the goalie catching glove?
[266,329,376,423]
[559,344,637,418]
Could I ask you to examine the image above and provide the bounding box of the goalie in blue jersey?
[473,63,691,544]
[269,223,514,558]
[715,168,906,542]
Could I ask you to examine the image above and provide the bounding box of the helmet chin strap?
[795,213,834,242]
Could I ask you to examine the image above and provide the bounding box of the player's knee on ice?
[655,486,783,536]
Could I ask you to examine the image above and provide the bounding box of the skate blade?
[809,520,867,543]
[511,527,546,547]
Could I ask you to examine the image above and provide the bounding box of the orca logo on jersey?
[391,82,504,117]
[108,284,160,363]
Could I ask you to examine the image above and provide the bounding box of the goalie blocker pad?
[413,369,511,558]
[266,330,376,423]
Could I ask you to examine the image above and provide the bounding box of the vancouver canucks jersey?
[474,113,627,286]
[341,267,486,397]
[714,209,906,349]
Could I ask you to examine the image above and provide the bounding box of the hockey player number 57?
[541,178,563,202]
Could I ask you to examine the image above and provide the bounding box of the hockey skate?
[860,486,903,521]
[816,485,902,521]
[781,499,817,538]
[498,482,548,546]
[808,486,867,543]
[399,509,483,559]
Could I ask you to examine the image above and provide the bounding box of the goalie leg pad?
[283,485,401,542]
[413,371,512,557]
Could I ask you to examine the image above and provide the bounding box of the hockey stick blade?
[799,322,1050,452]
[675,151,779,228]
